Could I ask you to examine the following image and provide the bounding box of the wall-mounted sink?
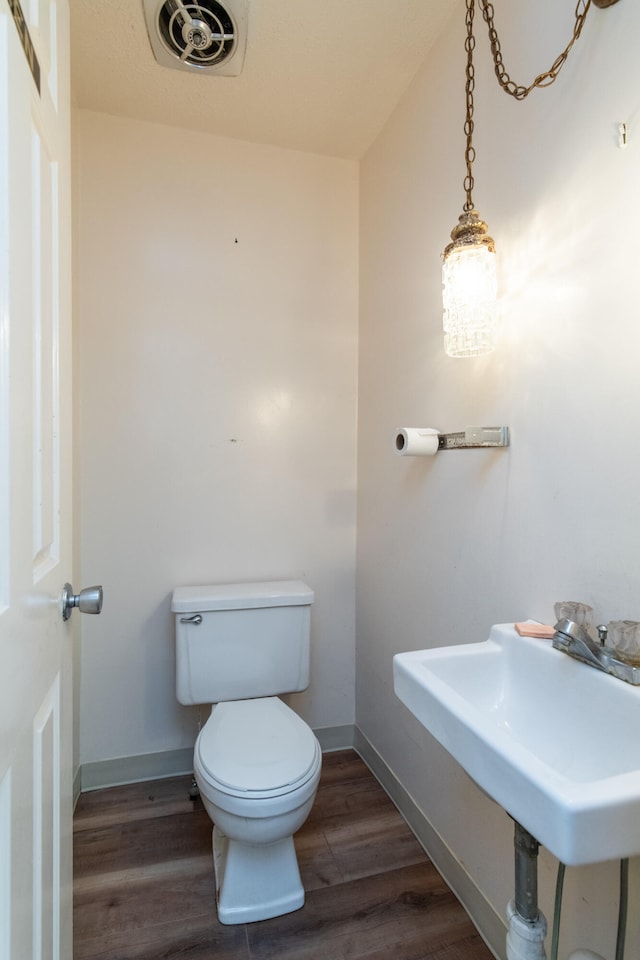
[394,623,640,865]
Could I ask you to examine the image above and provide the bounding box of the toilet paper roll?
[394,428,439,457]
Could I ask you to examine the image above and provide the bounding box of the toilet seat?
[196,697,320,801]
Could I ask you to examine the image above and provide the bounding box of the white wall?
[75,111,358,769]
[357,1,640,957]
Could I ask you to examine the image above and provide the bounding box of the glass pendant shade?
[442,211,497,358]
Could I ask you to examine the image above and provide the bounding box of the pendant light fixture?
[442,0,621,359]
[442,0,496,358]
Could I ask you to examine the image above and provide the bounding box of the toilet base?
[212,825,305,924]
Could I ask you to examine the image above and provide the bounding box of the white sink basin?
[393,623,640,865]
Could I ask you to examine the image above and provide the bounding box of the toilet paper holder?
[438,425,509,450]
[394,425,510,457]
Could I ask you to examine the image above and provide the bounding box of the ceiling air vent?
[142,0,249,75]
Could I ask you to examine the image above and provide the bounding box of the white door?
[0,1,73,958]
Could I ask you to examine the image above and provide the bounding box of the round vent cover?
[158,1,235,67]
[142,0,249,75]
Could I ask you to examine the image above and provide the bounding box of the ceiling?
[68,0,455,160]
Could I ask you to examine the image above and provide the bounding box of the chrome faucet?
[552,619,604,669]
[552,618,640,685]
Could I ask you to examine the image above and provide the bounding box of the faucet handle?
[597,624,608,646]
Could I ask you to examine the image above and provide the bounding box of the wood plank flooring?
[73,750,495,960]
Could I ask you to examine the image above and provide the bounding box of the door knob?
[61,583,103,621]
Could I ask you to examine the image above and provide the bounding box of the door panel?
[0,1,72,958]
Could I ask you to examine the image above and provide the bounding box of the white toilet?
[171,580,322,925]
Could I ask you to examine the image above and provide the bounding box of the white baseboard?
[73,764,82,808]
[79,747,194,792]
[353,728,506,960]
[314,723,355,752]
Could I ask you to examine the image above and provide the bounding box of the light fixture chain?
[479,0,593,101]
[463,0,476,211]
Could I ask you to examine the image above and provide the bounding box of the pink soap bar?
[514,622,555,639]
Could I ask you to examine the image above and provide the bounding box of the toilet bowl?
[194,697,322,924]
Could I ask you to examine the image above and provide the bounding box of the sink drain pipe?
[506,822,547,960]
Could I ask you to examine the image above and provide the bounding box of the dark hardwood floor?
[73,750,495,960]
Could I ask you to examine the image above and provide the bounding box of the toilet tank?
[171,580,314,706]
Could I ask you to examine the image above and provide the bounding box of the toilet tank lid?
[171,579,314,613]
